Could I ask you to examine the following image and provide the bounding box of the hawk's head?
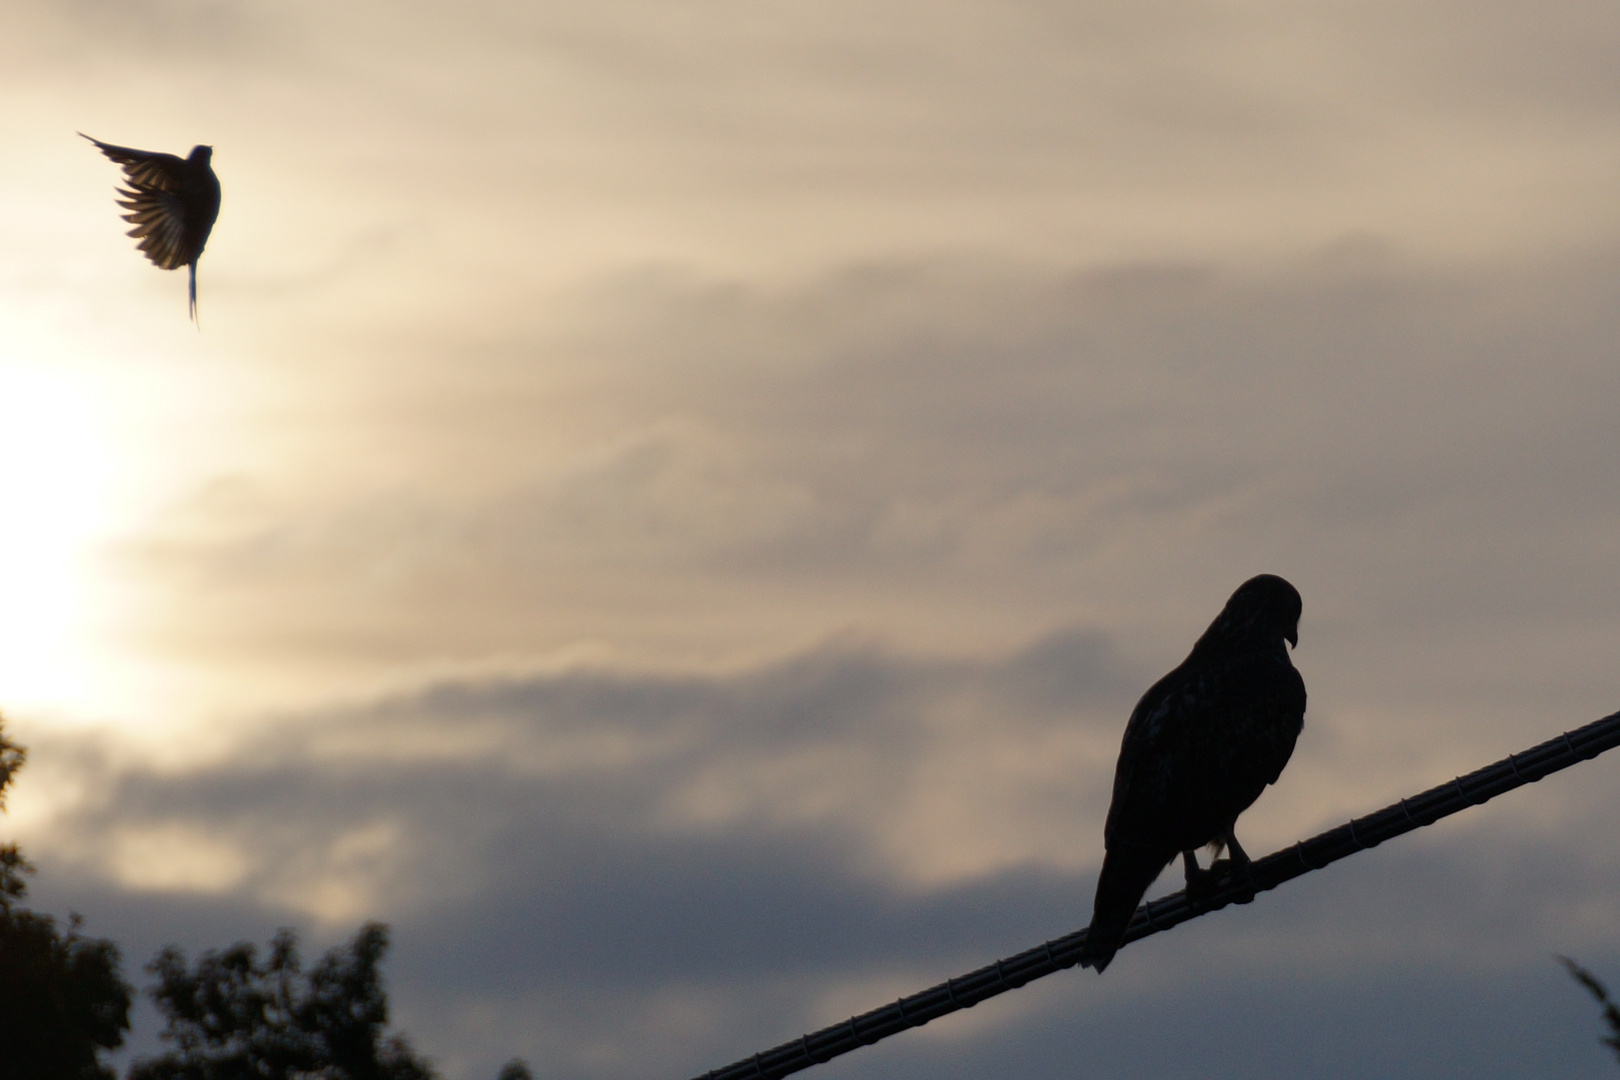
[1195,573,1302,653]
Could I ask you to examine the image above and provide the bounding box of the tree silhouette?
[131,921,534,1080]
[0,718,134,1080]
[131,922,438,1080]
[0,717,531,1079]
[0,720,22,801]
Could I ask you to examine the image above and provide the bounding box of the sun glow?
[0,361,109,710]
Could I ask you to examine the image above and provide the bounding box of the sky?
[4,0,1620,1076]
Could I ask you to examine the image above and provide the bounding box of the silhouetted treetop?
[0,718,23,809]
[0,715,133,1080]
[1,717,30,912]
[132,922,439,1080]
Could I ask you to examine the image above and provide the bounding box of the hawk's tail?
[1081,846,1172,973]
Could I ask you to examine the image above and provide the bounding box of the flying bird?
[1081,573,1306,973]
[81,133,221,321]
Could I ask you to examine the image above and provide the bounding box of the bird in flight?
[82,133,221,322]
[1081,573,1306,973]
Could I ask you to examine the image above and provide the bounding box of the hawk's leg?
[1182,849,1216,909]
[1206,833,1259,905]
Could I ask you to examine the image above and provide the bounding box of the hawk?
[1081,573,1305,973]
[82,133,221,322]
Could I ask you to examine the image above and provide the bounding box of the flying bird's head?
[188,145,213,166]
[1194,573,1303,654]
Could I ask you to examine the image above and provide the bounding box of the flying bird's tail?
[188,261,198,324]
[1081,846,1173,973]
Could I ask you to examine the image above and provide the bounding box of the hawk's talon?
[1205,856,1259,905]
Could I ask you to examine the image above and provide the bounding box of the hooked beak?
[1286,625,1299,648]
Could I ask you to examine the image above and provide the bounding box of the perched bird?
[1081,574,1306,973]
[81,133,221,321]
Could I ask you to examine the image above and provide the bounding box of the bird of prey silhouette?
[81,133,221,322]
[1081,573,1306,973]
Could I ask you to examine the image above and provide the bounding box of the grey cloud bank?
[16,630,1620,1079]
[121,249,1620,733]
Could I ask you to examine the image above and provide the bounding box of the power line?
[692,709,1620,1080]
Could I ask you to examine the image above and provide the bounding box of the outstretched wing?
[80,134,189,192]
[115,186,190,270]
[81,133,194,270]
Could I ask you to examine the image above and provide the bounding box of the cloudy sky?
[4,0,1620,1076]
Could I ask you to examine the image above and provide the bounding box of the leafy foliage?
[0,717,133,1080]
[0,721,23,810]
[131,922,439,1080]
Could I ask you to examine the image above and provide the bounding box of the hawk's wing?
[81,136,189,191]
[1103,652,1304,849]
[115,187,190,270]
[1102,667,1189,845]
[81,134,194,270]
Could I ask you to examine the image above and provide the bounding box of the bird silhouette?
[81,133,220,322]
[1081,574,1306,973]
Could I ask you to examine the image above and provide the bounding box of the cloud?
[98,248,1620,742]
[14,628,1620,1080]
[25,629,1133,901]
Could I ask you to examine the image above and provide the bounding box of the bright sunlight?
[0,360,108,710]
